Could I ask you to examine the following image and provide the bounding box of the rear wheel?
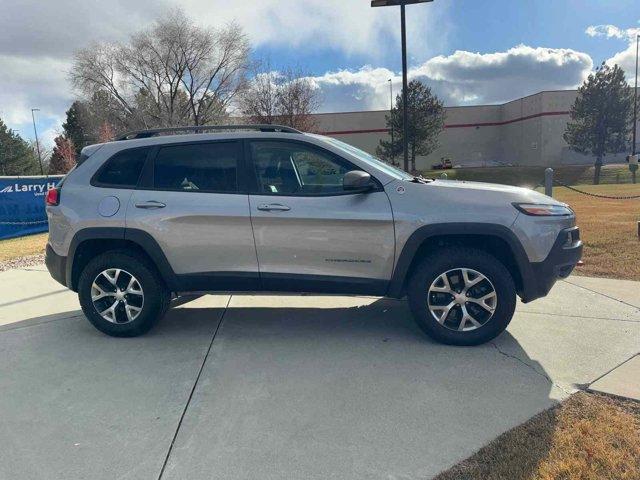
[407,247,516,346]
[78,251,170,337]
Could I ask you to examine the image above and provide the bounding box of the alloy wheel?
[91,268,144,324]
[427,268,497,332]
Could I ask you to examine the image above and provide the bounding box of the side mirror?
[343,170,373,192]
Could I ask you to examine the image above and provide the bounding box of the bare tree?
[240,66,280,125]
[70,9,251,130]
[277,69,320,131]
[98,122,116,143]
[240,64,320,131]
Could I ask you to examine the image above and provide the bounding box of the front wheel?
[407,247,516,346]
[78,251,170,337]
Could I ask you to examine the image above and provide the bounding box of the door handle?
[257,203,290,212]
[135,200,166,209]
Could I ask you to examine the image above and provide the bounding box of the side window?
[94,147,149,187]
[153,142,239,193]
[250,141,352,195]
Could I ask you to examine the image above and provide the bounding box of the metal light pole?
[372,0,434,172]
[31,108,44,175]
[633,34,639,156]
[388,78,395,165]
[400,3,409,171]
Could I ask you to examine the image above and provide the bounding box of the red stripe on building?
[445,111,571,128]
[321,110,571,136]
[321,128,390,135]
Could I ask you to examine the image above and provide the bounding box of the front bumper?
[45,244,68,288]
[521,226,583,302]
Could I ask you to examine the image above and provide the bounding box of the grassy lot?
[550,184,640,281]
[435,392,640,480]
[422,164,635,187]
[0,233,47,262]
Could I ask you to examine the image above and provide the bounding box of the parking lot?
[1,265,639,480]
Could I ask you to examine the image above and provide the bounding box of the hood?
[428,179,566,205]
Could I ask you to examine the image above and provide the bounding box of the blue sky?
[255,0,636,76]
[0,0,638,147]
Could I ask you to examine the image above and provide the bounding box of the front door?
[126,140,259,290]
[246,139,395,295]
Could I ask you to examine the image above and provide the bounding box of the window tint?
[251,141,352,195]
[94,148,148,187]
[153,143,239,193]
[318,135,413,181]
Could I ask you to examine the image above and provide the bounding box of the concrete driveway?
[1,266,639,480]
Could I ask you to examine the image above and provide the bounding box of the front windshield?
[314,135,413,181]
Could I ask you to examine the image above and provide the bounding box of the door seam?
[246,195,263,285]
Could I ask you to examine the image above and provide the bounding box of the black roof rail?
[116,124,303,141]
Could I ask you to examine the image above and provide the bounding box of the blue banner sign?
[0,176,64,240]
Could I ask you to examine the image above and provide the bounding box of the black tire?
[78,251,170,337]
[407,247,516,346]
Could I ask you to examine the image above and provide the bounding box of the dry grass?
[551,184,640,281]
[422,164,635,187]
[435,392,640,480]
[0,233,48,263]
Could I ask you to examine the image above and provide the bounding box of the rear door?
[126,140,259,290]
[246,139,395,295]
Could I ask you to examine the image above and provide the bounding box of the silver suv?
[45,125,582,345]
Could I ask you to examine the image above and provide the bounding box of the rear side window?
[94,148,149,187]
[153,142,239,193]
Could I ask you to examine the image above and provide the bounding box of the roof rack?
[116,124,303,141]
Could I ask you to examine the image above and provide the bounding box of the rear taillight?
[45,188,60,206]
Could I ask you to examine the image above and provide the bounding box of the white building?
[311,89,638,170]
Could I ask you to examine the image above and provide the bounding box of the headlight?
[513,203,573,216]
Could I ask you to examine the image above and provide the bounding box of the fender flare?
[66,227,178,291]
[386,222,534,298]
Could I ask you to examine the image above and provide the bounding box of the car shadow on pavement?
[153,296,559,480]
[0,296,559,480]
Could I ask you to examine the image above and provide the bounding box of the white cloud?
[586,24,639,40]
[310,67,397,111]
[310,45,593,112]
[0,3,609,141]
[177,0,446,60]
[0,0,166,58]
[0,55,71,145]
[587,23,640,81]
[416,45,593,103]
[0,0,447,143]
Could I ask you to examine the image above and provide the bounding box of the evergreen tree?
[376,80,446,172]
[564,63,633,184]
[0,118,41,176]
[62,101,89,155]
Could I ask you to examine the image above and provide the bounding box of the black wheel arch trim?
[386,223,535,299]
[66,227,125,290]
[66,227,180,291]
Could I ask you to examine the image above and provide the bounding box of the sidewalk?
[0,265,638,479]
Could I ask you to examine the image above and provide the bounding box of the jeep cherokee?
[45,125,582,345]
